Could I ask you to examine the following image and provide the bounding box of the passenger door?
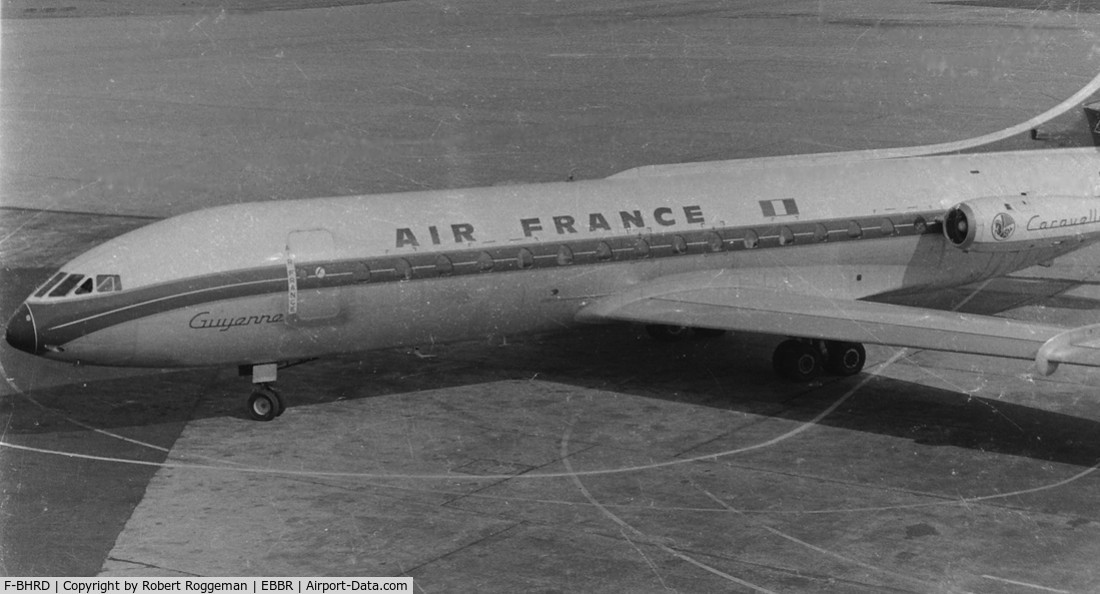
[286,229,341,323]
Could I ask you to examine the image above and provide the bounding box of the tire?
[772,339,822,382]
[247,388,280,422]
[825,341,866,376]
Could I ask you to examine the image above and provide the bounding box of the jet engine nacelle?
[943,195,1100,252]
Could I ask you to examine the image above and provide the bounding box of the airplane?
[8,111,1100,421]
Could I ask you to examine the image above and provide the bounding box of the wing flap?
[577,272,1100,375]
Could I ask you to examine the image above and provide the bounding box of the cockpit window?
[48,274,85,297]
[33,272,67,298]
[38,272,123,299]
[96,275,122,293]
[74,277,94,295]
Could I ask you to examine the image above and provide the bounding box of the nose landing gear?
[241,362,284,421]
[247,384,284,421]
[239,359,317,421]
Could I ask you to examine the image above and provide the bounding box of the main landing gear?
[772,339,866,382]
[644,324,866,382]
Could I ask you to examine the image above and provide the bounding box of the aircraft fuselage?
[7,148,1100,373]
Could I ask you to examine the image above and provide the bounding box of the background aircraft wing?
[575,271,1100,375]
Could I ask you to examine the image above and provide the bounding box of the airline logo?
[519,205,704,237]
[760,199,799,217]
[991,213,1016,241]
[396,224,477,248]
[394,205,707,248]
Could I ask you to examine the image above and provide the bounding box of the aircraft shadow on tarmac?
[5,319,1100,471]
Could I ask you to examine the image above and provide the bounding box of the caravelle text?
[1026,209,1100,231]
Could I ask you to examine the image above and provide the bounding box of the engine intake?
[943,195,1100,252]
[944,203,975,247]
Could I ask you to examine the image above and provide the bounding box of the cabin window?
[880,218,896,236]
[634,238,651,258]
[847,221,863,239]
[395,259,413,280]
[557,245,574,265]
[813,223,828,243]
[353,263,370,283]
[671,235,687,254]
[477,251,494,271]
[913,216,928,234]
[435,254,454,276]
[743,230,759,249]
[34,272,67,298]
[518,248,534,269]
[49,274,84,298]
[779,226,795,246]
[595,242,613,261]
[705,232,723,252]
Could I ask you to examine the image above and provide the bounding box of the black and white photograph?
[2,0,1100,591]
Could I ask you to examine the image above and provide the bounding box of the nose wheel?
[247,384,285,422]
[243,362,285,421]
[239,359,315,421]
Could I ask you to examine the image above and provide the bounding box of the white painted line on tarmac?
[560,419,781,594]
[980,574,1071,593]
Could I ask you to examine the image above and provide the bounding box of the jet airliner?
[8,121,1100,420]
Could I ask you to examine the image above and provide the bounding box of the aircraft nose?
[5,303,40,355]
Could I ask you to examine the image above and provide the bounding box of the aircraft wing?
[575,271,1100,375]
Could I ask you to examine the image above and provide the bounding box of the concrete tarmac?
[3,0,1100,591]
